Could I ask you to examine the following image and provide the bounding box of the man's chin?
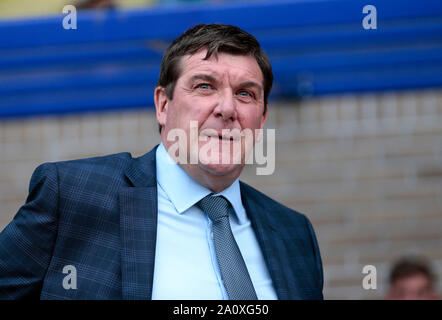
[197,162,243,177]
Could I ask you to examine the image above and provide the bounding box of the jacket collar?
[120,145,158,300]
[124,146,158,188]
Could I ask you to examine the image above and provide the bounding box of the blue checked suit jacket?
[0,145,323,300]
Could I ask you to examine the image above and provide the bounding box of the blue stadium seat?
[0,0,441,118]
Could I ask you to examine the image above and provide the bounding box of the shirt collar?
[155,143,247,224]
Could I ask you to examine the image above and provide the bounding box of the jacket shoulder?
[53,152,132,173]
[55,152,133,169]
[36,152,135,189]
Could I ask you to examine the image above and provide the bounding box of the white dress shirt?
[151,143,277,300]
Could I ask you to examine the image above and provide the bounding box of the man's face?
[387,274,438,300]
[156,49,268,178]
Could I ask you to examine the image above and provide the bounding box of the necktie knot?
[198,194,230,222]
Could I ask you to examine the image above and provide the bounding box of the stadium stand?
[0,0,441,118]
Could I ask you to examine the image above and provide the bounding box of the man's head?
[157,24,273,122]
[154,24,273,192]
[386,257,439,300]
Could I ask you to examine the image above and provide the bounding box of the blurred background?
[0,0,441,299]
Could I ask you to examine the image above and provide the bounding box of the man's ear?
[154,86,168,128]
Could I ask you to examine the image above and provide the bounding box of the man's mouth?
[218,135,233,141]
[205,134,239,141]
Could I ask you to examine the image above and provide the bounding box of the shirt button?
[211,232,214,239]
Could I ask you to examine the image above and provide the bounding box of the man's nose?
[214,89,237,121]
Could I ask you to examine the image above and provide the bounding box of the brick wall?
[1,89,441,299]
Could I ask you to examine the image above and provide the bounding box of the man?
[385,257,439,300]
[0,24,323,299]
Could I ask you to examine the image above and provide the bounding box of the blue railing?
[0,0,441,118]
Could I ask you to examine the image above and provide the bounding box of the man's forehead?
[179,49,263,82]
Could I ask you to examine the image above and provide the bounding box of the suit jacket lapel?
[240,182,302,300]
[120,146,158,300]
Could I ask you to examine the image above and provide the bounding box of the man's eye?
[238,90,252,97]
[197,83,212,90]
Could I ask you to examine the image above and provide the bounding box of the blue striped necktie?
[198,194,258,300]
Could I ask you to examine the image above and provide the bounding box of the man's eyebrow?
[238,81,263,91]
[188,74,219,83]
